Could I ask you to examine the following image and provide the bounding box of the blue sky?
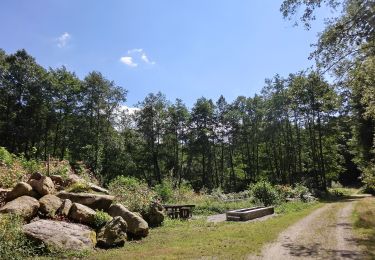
[0,1,330,107]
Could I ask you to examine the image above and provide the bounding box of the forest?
[0,0,374,194]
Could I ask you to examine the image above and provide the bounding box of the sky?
[0,1,331,108]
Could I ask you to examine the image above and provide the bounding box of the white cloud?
[57,32,71,48]
[141,53,156,65]
[120,48,156,67]
[119,56,138,67]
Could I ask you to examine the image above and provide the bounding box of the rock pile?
[0,172,166,252]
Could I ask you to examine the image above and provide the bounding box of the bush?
[154,179,174,202]
[0,147,13,166]
[293,183,313,202]
[248,181,279,206]
[172,180,195,203]
[108,176,156,213]
[0,148,28,188]
[274,185,294,200]
[0,214,37,260]
[93,210,112,228]
[362,164,375,195]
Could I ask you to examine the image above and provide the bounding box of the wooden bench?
[163,204,195,219]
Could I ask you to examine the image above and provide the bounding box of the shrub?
[293,183,315,202]
[108,176,156,213]
[154,179,174,202]
[248,181,279,206]
[275,185,294,200]
[0,214,37,260]
[362,164,375,195]
[93,210,112,228]
[172,180,195,203]
[0,147,13,166]
[42,159,72,180]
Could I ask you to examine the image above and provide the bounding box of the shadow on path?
[282,241,363,259]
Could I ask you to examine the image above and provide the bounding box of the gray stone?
[69,203,96,225]
[56,191,114,211]
[39,194,62,217]
[29,176,55,196]
[6,182,37,201]
[97,216,128,248]
[89,183,109,194]
[23,219,96,251]
[58,199,72,216]
[65,174,83,186]
[108,203,149,238]
[0,196,39,220]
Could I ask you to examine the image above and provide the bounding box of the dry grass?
[352,196,375,259]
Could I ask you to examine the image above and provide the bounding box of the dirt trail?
[248,197,366,260]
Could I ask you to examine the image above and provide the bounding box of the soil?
[248,195,370,260]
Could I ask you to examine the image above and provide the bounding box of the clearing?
[91,196,373,260]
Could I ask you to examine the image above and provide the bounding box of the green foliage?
[0,147,13,166]
[193,198,254,216]
[66,181,91,193]
[0,148,29,188]
[19,157,42,174]
[328,188,345,197]
[275,200,318,214]
[108,176,156,213]
[93,210,112,228]
[154,179,174,202]
[0,46,370,197]
[362,164,375,195]
[248,181,279,206]
[172,181,195,202]
[0,214,37,260]
[293,183,311,202]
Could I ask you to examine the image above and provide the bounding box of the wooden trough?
[226,206,274,221]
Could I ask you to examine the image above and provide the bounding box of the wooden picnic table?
[163,204,195,219]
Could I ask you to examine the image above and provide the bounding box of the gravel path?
[248,197,365,260]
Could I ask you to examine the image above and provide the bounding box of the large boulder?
[0,188,10,207]
[56,191,114,211]
[50,175,64,186]
[97,216,128,248]
[69,203,96,225]
[108,203,149,238]
[6,182,37,201]
[23,219,96,251]
[0,196,39,220]
[29,176,55,196]
[89,183,109,194]
[58,199,72,217]
[28,172,43,181]
[143,201,165,227]
[39,194,62,217]
[65,173,83,186]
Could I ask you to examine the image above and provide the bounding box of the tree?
[135,92,169,184]
[281,0,375,188]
